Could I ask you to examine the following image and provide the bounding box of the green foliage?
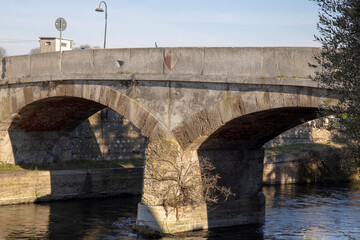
[296,152,348,183]
[0,158,143,172]
[0,164,24,172]
[312,0,360,174]
[265,142,340,156]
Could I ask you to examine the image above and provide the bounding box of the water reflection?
[262,183,360,239]
[0,184,360,239]
[0,203,50,239]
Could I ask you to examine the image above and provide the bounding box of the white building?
[39,37,73,53]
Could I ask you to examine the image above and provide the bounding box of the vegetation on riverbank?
[0,158,144,172]
[0,142,343,172]
[265,142,342,156]
[312,0,360,174]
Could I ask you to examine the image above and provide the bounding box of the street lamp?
[95,1,107,49]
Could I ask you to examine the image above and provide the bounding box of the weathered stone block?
[65,82,76,97]
[281,86,298,107]
[268,87,284,109]
[1,55,31,79]
[261,47,317,78]
[164,48,204,75]
[255,90,271,111]
[141,114,159,139]
[131,106,150,130]
[82,84,91,100]
[31,52,60,76]
[203,48,262,76]
[61,50,93,74]
[114,94,129,116]
[72,84,83,98]
[93,48,131,73]
[205,104,223,131]
[12,89,25,112]
[23,87,34,105]
[128,48,163,74]
[149,123,172,141]
[108,90,120,110]
[230,94,245,119]
[89,85,101,103]
[297,87,312,107]
[239,92,259,115]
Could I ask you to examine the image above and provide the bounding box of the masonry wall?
[265,119,337,147]
[70,109,148,161]
[5,108,335,165]
[7,109,148,165]
[0,168,143,205]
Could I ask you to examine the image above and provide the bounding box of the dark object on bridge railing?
[117,60,124,67]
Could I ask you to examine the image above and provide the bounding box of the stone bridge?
[0,47,336,233]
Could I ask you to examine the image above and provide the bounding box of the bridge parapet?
[1,47,320,88]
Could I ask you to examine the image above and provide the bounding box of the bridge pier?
[137,144,265,233]
[0,130,14,164]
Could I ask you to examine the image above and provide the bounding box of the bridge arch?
[0,82,172,164]
[1,83,170,139]
[173,88,338,151]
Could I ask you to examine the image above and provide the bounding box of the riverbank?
[0,168,143,205]
[1,142,355,206]
[263,142,356,185]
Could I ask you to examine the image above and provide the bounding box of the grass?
[0,158,144,172]
[0,164,25,172]
[0,142,342,172]
[265,142,342,156]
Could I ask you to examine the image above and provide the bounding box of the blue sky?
[0,0,321,56]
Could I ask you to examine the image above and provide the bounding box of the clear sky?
[0,0,321,56]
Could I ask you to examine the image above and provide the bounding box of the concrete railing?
[0,47,321,88]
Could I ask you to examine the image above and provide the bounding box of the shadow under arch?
[196,106,322,196]
[3,84,170,140]
[199,107,320,151]
[0,83,173,164]
[8,96,106,164]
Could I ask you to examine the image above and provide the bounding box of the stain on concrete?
[1,58,6,79]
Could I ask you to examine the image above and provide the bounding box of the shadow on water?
[0,195,141,240]
[1,183,360,239]
[162,225,264,240]
[0,194,265,240]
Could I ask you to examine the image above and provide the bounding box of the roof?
[39,37,73,41]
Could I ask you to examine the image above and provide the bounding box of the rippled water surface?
[1,183,360,239]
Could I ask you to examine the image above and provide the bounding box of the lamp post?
[95,1,107,49]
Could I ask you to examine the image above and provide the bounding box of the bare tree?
[29,47,40,54]
[73,44,100,50]
[0,47,6,57]
[74,44,91,50]
[143,138,233,219]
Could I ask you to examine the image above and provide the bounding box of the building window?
[61,43,67,47]
[45,42,51,46]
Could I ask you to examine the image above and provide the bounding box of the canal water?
[1,183,360,240]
